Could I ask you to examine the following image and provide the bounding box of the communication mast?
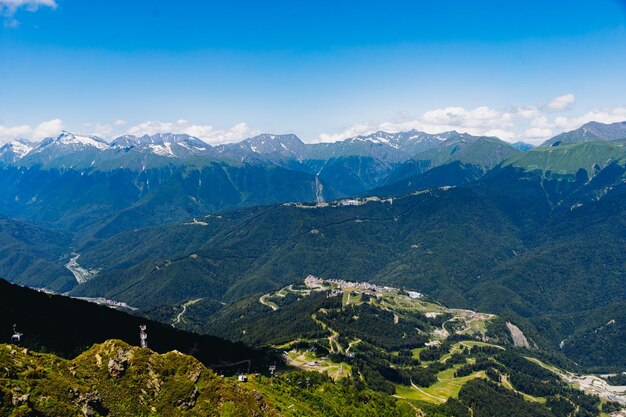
[139,325,148,348]
[11,324,23,344]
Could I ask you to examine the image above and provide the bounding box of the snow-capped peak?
[347,129,446,150]
[57,131,109,149]
[0,138,35,162]
[110,133,212,158]
[1,138,33,156]
[32,131,110,153]
[241,133,305,154]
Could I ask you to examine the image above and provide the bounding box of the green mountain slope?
[541,121,626,147]
[365,161,484,197]
[0,217,74,292]
[1,280,617,417]
[0,340,275,417]
[0,162,328,240]
[60,154,626,369]
[412,136,520,171]
[179,280,615,416]
[70,187,522,309]
[504,140,626,176]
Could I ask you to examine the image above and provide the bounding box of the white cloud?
[0,0,57,27]
[525,127,553,138]
[319,105,520,143]
[0,124,32,141]
[0,118,260,145]
[32,118,63,140]
[545,93,576,112]
[0,118,63,144]
[3,100,625,148]
[553,107,626,131]
[86,123,116,138]
[124,120,260,145]
[318,122,380,143]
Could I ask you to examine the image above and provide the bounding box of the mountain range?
[0,128,522,238]
[1,120,626,373]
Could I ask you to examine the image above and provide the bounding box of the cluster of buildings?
[303,275,423,299]
[284,196,394,209]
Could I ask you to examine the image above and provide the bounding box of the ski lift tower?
[139,325,148,348]
[11,324,23,344]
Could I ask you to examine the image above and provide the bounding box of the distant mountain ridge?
[110,132,214,158]
[4,120,625,167]
[0,121,623,239]
[0,129,513,167]
[541,121,626,147]
[2,121,626,373]
[0,129,516,237]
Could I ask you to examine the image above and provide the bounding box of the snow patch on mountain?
[149,143,175,157]
[0,139,34,162]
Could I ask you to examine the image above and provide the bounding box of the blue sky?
[1,0,626,144]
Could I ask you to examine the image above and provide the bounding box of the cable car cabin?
[11,324,23,344]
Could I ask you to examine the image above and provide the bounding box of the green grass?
[411,347,426,359]
[506,140,626,175]
[439,340,504,363]
[524,357,565,376]
[395,366,485,404]
[342,289,363,307]
[286,349,352,380]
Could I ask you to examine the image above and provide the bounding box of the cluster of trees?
[419,342,452,362]
[606,373,626,385]
[490,351,605,416]
[322,304,430,350]
[457,379,554,417]
[343,341,468,393]
[204,291,341,345]
[242,370,418,416]
[454,357,503,378]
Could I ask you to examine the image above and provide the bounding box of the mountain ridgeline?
[1,120,626,374]
[0,129,520,238]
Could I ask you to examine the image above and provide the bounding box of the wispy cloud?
[0,0,57,28]
[545,93,576,112]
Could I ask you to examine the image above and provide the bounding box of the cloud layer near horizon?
[318,94,626,144]
[2,94,626,146]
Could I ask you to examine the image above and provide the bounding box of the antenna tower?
[139,325,148,348]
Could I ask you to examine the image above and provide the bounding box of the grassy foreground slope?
[0,340,436,417]
[2,339,618,417]
[0,340,274,416]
